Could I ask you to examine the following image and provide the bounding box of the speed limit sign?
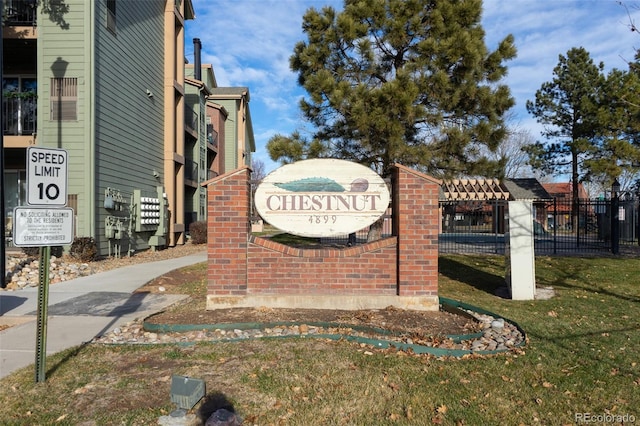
[27,146,68,206]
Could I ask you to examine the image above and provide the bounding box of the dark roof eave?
[184,0,196,20]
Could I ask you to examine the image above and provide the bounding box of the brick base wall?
[204,163,441,311]
[247,235,398,295]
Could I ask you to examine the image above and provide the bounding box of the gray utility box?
[170,375,205,410]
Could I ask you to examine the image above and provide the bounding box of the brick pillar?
[393,164,441,296]
[205,167,251,295]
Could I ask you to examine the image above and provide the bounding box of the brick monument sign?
[203,160,441,311]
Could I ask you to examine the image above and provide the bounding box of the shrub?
[21,247,39,257]
[69,237,98,262]
[189,220,207,244]
[22,246,63,258]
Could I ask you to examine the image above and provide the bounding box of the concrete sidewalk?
[0,252,207,379]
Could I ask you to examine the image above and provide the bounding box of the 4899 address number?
[309,215,337,224]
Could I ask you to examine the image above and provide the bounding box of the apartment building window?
[2,76,37,135]
[50,77,77,121]
[106,0,116,33]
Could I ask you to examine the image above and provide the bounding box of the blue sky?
[185,0,640,175]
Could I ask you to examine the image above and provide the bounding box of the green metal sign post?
[12,207,73,383]
[12,146,72,382]
[35,245,51,383]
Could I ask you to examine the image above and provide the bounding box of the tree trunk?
[366,216,385,242]
[572,150,579,231]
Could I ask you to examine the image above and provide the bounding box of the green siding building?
[3,1,204,257]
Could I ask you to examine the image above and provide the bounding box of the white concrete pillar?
[506,200,536,300]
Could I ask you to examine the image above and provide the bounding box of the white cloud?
[482,0,640,138]
[189,0,321,86]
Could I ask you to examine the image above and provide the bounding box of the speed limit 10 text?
[31,151,65,177]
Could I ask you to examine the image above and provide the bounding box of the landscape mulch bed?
[145,303,479,337]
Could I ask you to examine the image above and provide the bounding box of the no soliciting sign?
[12,207,75,247]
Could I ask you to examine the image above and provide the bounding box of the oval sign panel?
[254,159,390,238]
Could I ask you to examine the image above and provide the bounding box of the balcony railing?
[185,160,219,182]
[207,124,218,148]
[4,0,37,26]
[3,96,37,136]
[184,159,198,181]
[185,105,198,135]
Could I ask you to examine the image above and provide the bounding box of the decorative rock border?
[92,298,526,357]
[3,254,94,290]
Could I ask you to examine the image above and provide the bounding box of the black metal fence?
[249,172,639,257]
[439,197,639,255]
[318,214,393,246]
